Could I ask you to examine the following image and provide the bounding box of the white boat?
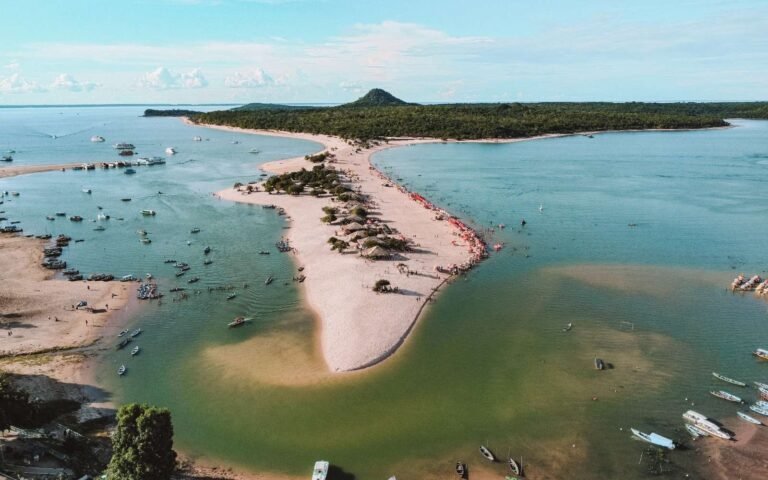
[121,275,137,282]
[737,411,762,425]
[682,410,732,440]
[710,390,743,403]
[479,445,495,461]
[141,209,156,216]
[114,142,135,150]
[193,136,202,142]
[131,346,140,356]
[91,135,105,143]
[311,461,329,480]
[165,147,177,155]
[712,372,746,387]
[82,188,92,194]
[117,365,126,376]
[249,148,261,154]
[137,156,166,166]
[117,329,129,337]
[685,423,707,438]
[749,404,768,417]
[130,328,142,338]
[753,348,768,360]
[630,428,675,450]
[562,322,573,332]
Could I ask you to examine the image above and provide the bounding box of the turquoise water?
[2,110,768,479]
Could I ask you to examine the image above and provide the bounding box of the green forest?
[189,89,768,141]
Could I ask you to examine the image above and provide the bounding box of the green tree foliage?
[191,89,757,142]
[263,165,343,196]
[107,403,177,480]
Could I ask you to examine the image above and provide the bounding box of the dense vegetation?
[192,89,763,141]
[143,109,201,117]
[262,164,348,196]
[107,403,177,480]
[232,102,312,111]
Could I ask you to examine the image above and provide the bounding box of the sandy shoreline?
[0,232,132,417]
[0,162,82,179]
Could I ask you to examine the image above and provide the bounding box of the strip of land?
[0,163,82,179]
[197,119,567,372]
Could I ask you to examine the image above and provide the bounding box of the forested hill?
[190,89,768,140]
[144,108,202,117]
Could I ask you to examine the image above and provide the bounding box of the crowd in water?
[731,274,768,296]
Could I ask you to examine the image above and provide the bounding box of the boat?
[117,329,129,337]
[479,445,495,462]
[749,403,768,417]
[1,155,12,162]
[203,259,213,265]
[508,457,522,475]
[755,381,768,390]
[131,346,140,356]
[190,227,200,234]
[712,372,746,387]
[737,411,762,425]
[594,358,605,370]
[114,143,135,150]
[130,328,142,338]
[124,168,136,175]
[188,277,200,284]
[455,462,466,478]
[117,365,126,376]
[710,390,743,403]
[753,348,768,360]
[165,147,177,155]
[118,150,134,156]
[685,423,707,438]
[121,275,137,282]
[265,276,274,285]
[226,293,236,300]
[82,188,92,194]
[69,215,83,222]
[94,225,106,231]
[682,410,732,440]
[630,428,676,450]
[249,148,261,154]
[204,246,211,255]
[140,238,152,244]
[227,316,251,328]
[562,322,573,332]
[90,135,105,143]
[55,212,66,217]
[193,136,202,142]
[311,461,329,480]
[141,209,156,216]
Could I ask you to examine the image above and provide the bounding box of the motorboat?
[130,328,142,338]
[140,238,152,244]
[226,293,236,300]
[710,390,743,403]
[479,445,495,462]
[91,135,105,143]
[249,148,261,154]
[121,275,137,282]
[165,147,177,155]
[124,168,136,175]
[265,276,274,285]
[712,372,746,387]
[204,259,213,265]
[630,428,676,450]
[188,277,200,284]
[0,155,12,162]
[508,457,523,475]
[131,346,140,356]
[204,246,211,255]
[594,358,605,370]
[682,410,732,440]
[755,381,768,390]
[455,462,466,478]
[117,365,126,376]
[121,198,131,202]
[118,150,134,156]
[82,188,92,194]
[228,316,251,328]
[737,411,762,425]
[311,461,329,480]
[753,348,768,360]
[749,403,768,417]
[94,225,106,231]
[190,227,201,233]
[562,322,573,332]
[117,329,129,337]
[193,136,202,142]
[141,209,156,216]
[685,423,707,438]
[69,215,83,222]
[114,143,135,150]
[55,212,66,217]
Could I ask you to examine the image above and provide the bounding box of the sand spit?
[0,163,81,179]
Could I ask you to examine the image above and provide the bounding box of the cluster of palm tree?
[262,165,349,196]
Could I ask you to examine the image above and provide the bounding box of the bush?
[373,279,391,292]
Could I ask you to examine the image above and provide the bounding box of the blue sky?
[0,0,766,104]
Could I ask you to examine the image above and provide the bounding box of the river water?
[2,108,768,479]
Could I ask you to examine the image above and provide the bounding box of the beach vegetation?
[322,206,338,215]
[107,403,177,480]
[373,279,392,292]
[321,213,337,223]
[327,237,349,252]
[263,165,343,196]
[305,152,333,163]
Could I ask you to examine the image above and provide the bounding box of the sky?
[0,0,766,104]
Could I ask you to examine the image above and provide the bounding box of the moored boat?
[165,147,177,155]
[594,358,605,370]
[114,142,135,150]
[190,227,200,233]
[204,245,211,255]
[117,365,126,376]
[754,381,768,390]
[141,209,156,216]
[737,411,762,425]
[685,423,707,438]
[479,445,495,462]
[562,322,573,332]
[311,461,329,480]
[508,457,522,475]
[630,428,676,450]
[710,390,743,403]
[124,168,136,175]
[226,293,236,300]
[682,410,732,440]
[753,348,768,360]
[228,316,251,328]
[749,403,768,417]
[130,328,142,338]
[712,372,746,387]
[265,275,274,285]
[131,346,140,356]
[1,155,12,162]
[91,135,105,143]
[188,277,200,283]
[455,462,466,478]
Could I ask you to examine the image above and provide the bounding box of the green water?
[2,109,768,479]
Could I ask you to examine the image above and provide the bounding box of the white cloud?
[4,61,20,71]
[137,67,208,90]
[224,69,274,88]
[0,74,45,94]
[51,73,99,92]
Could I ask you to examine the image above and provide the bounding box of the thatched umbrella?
[362,246,390,258]
[343,222,366,233]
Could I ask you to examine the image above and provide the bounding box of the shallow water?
[2,110,768,479]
